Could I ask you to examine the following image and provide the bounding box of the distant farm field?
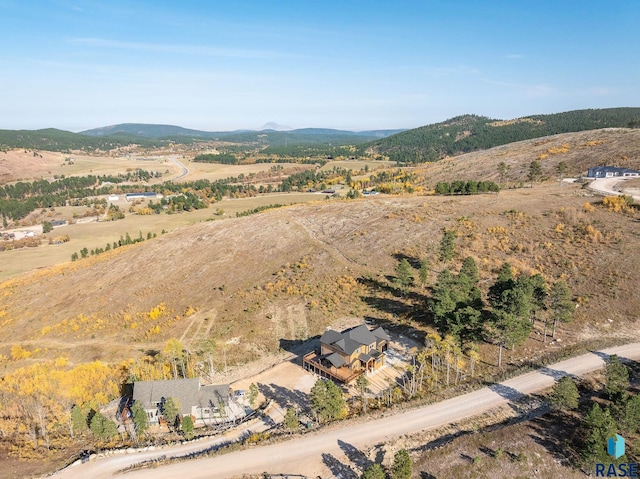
[0,149,181,183]
[179,160,303,182]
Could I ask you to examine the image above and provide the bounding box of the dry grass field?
[0,149,180,183]
[0,192,321,281]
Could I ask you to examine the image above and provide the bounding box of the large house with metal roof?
[302,324,390,383]
[131,378,234,426]
[586,166,640,178]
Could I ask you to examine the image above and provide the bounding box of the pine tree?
[181,415,194,439]
[581,404,618,467]
[605,354,629,401]
[391,449,412,479]
[418,258,429,286]
[131,401,148,438]
[161,397,180,430]
[284,407,299,431]
[310,379,346,422]
[395,258,414,292]
[361,463,385,479]
[550,376,579,411]
[439,229,456,262]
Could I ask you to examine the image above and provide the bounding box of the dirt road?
[52,342,640,479]
[588,177,640,202]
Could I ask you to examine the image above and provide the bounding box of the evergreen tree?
[488,262,515,308]
[605,355,629,401]
[550,376,579,411]
[528,160,543,182]
[90,411,118,439]
[616,395,640,435]
[391,449,413,479]
[418,258,429,286]
[557,161,568,179]
[439,229,456,262]
[284,407,299,431]
[131,401,148,438]
[161,397,180,430]
[181,415,194,439]
[581,404,618,467]
[361,463,385,479]
[395,258,414,292]
[310,379,346,422]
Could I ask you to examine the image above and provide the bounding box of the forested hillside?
[0,128,166,152]
[371,107,640,163]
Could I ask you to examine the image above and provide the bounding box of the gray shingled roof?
[321,324,389,356]
[326,352,346,368]
[132,379,229,415]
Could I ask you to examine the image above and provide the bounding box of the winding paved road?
[53,342,640,479]
[167,156,189,181]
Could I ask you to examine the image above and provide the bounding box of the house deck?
[302,352,362,384]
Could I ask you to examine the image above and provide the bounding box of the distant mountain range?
[80,123,406,141]
[1,108,638,155]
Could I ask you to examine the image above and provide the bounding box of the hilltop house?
[131,378,235,426]
[303,324,390,383]
[587,166,640,178]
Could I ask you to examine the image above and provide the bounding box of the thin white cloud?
[505,53,524,59]
[524,84,557,98]
[68,37,297,60]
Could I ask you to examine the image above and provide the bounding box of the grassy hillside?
[414,128,640,186]
[1,180,639,373]
[371,107,640,163]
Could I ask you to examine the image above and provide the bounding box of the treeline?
[0,171,158,221]
[236,204,285,217]
[70,230,159,261]
[0,128,165,151]
[434,180,499,195]
[260,144,358,159]
[192,153,238,164]
[371,107,640,163]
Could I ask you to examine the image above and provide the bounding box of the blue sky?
[0,0,638,131]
